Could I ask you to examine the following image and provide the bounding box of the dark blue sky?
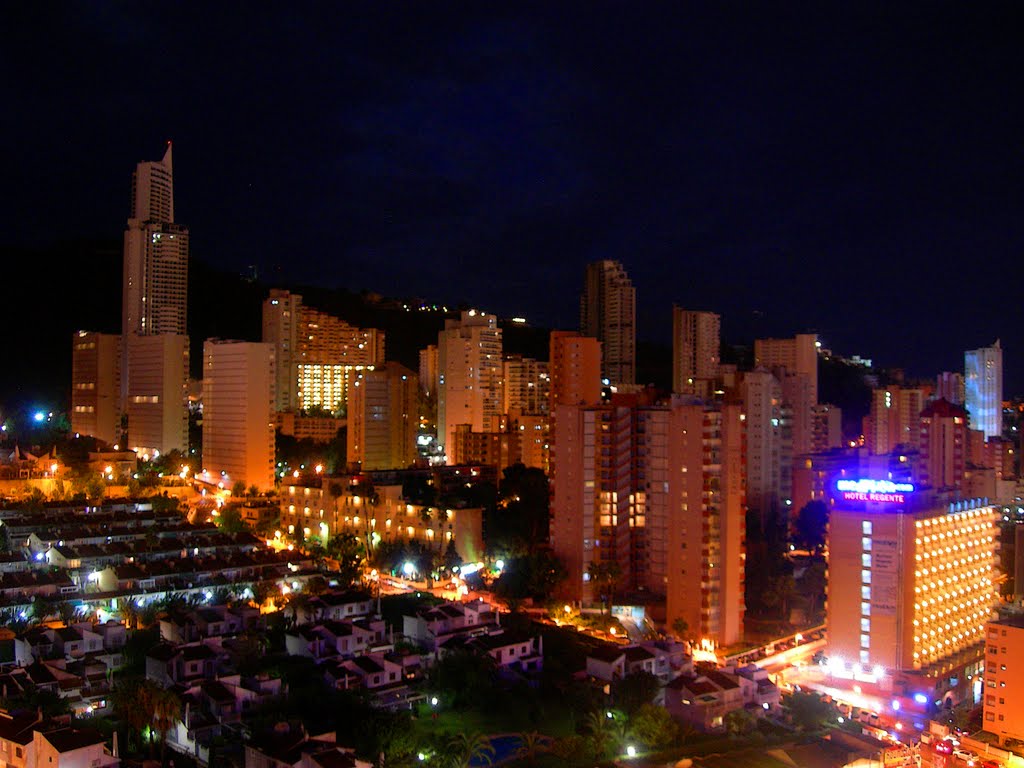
[4,3,1023,393]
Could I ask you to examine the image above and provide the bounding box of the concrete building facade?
[201,340,276,491]
[580,260,635,386]
[71,331,122,446]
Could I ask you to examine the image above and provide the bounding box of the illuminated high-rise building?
[754,333,818,404]
[202,340,276,491]
[548,331,602,482]
[865,386,925,455]
[965,340,1003,439]
[262,291,386,414]
[71,331,122,446]
[672,307,720,394]
[262,289,303,412]
[419,345,439,398]
[120,143,190,456]
[502,355,549,416]
[436,310,503,462]
[551,394,745,645]
[126,334,189,457]
[936,372,965,406]
[580,260,635,386]
[827,478,998,694]
[121,144,189,347]
[918,398,967,491]
[347,362,419,471]
[983,615,1024,746]
[742,369,784,524]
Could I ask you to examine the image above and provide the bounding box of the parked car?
[953,749,978,766]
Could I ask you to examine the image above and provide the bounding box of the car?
[981,760,1002,768]
[953,749,979,766]
[933,740,954,755]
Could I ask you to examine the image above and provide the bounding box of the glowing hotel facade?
[827,478,999,702]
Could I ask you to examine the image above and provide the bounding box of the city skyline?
[4,4,1023,404]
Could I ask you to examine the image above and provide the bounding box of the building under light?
[827,477,999,707]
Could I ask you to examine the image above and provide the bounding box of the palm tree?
[112,678,156,753]
[514,731,547,766]
[584,711,617,760]
[444,732,494,768]
[150,686,181,765]
[116,598,141,630]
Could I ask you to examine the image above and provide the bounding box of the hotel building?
[827,481,999,702]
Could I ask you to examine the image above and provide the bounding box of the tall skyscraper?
[965,340,1003,439]
[436,310,503,461]
[347,362,419,471]
[122,143,189,342]
[120,143,190,457]
[71,331,122,446]
[671,307,720,394]
[262,289,303,413]
[580,260,636,386]
[202,340,276,491]
[502,355,549,416]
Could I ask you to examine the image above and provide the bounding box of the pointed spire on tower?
[162,140,172,171]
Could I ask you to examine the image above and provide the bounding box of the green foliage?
[493,550,567,601]
[612,671,660,715]
[231,480,247,497]
[326,532,365,588]
[629,703,679,749]
[427,648,497,709]
[785,691,839,732]
[724,707,757,737]
[217,505,246,534]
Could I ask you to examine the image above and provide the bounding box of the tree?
[583,710,619,760]
[442,732,494,768]
[426,648,496,709]
[217,505,246,534]
[724,708,756,737]
[671,617,690,642]
[629,704,678,750]
[786,691,838,732]
[794,500,829,553]
[113,678,156,753]
[587,560,621,614]
[231,480,247,497]
[325,532,364,588]
[612,671,661,715]
[151,685,181,764]
[514,731,547,767]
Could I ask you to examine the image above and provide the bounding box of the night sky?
[4,3,1023,400]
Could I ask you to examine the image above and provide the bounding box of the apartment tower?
[965,340,1003,439]
[202,340,276,491]
[436,310,503,462]
[580,260,636,386]
[671,307,720,394]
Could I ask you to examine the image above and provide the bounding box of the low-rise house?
[302,590,375,623]
[664,665,747,731]
[34,725,119,768]
[402,599,497,652]
[245,726,371,768]
[146,641,224,687]
[461,630,543,674]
